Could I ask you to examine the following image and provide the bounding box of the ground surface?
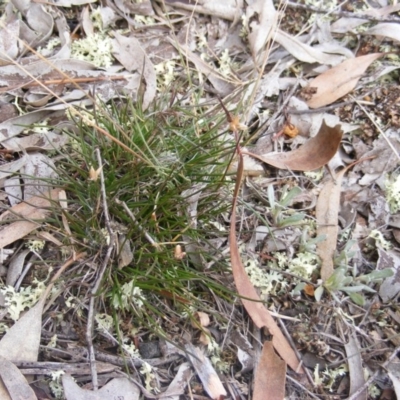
[0,0,400,399]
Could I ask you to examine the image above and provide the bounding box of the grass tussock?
[54,88,238,340]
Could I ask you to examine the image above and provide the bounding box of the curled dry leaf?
[193,311,210,328]
[253,341,286,400]
[249,120,343,171]
[306,53,383,109]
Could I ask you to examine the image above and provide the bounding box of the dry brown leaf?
[387,362,400,399]
[345,334,367,400]
[0,298,45,362]
[330,4,400,33]
[248,120,343,171]
[193,311,210,328]
[158,362,192,400]
[0,154,28,181]
[185,343,227,400]
[6,248,30,286]
[22,152,57,200]
[247,0,277,58]
[111,32,156,110]
[0,188,61,248]
[366,23,400,42]
[316,168,347,281]
[165,0,241,21]
[306,53,383,109]
[304,284,315,297]
[62,374,140,400]
[230,155,302,373]
[0,20,20,66]
[275,29,342,65]
[0,356,37,400]
[169,40,234,96]
[253,341,286,400]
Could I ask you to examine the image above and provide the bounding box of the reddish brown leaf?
[253,341,287,400]
[0,188,61,248]
[230,155,303,373]
[306,53,383,109]
[247,120,342,171]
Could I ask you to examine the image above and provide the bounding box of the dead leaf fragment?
[62,374,140,400]
[366,23,400,42]
[166,0,241,21]
[158,362,192,400]
[112,32,156,109]
[0,188,61,248]
[247,0,277,58]
[185,343,227,400]
[316,169,346,281]
[387,362,400,400]
[0,356,37,400]
[0,299,45,362]
[253,341,286,400]
[250,120,343,171]
[345,334,367,400]
[306,53,383,108]
[192,311,210,328]
[275,29,342,65]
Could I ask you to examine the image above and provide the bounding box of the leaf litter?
[0,0,399,398]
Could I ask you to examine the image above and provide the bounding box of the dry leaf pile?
[0,0,400,399]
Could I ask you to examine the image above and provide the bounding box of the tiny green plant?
[314,240,394,306]
[267,184,306,227]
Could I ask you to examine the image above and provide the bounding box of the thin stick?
[278,317,314,384]
[86,149,116,390]
[352,96,400,162]
[286,375,321,400]
[116,199,160,249]
[42,252,86,300]
[347,345,400,400]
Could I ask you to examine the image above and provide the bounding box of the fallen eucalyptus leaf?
[249,120,343,171]
[0,356,37,400]
[253,341,286,400]
[0,298,45,362]
[63,374,140,400]
[306,53,383,109]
